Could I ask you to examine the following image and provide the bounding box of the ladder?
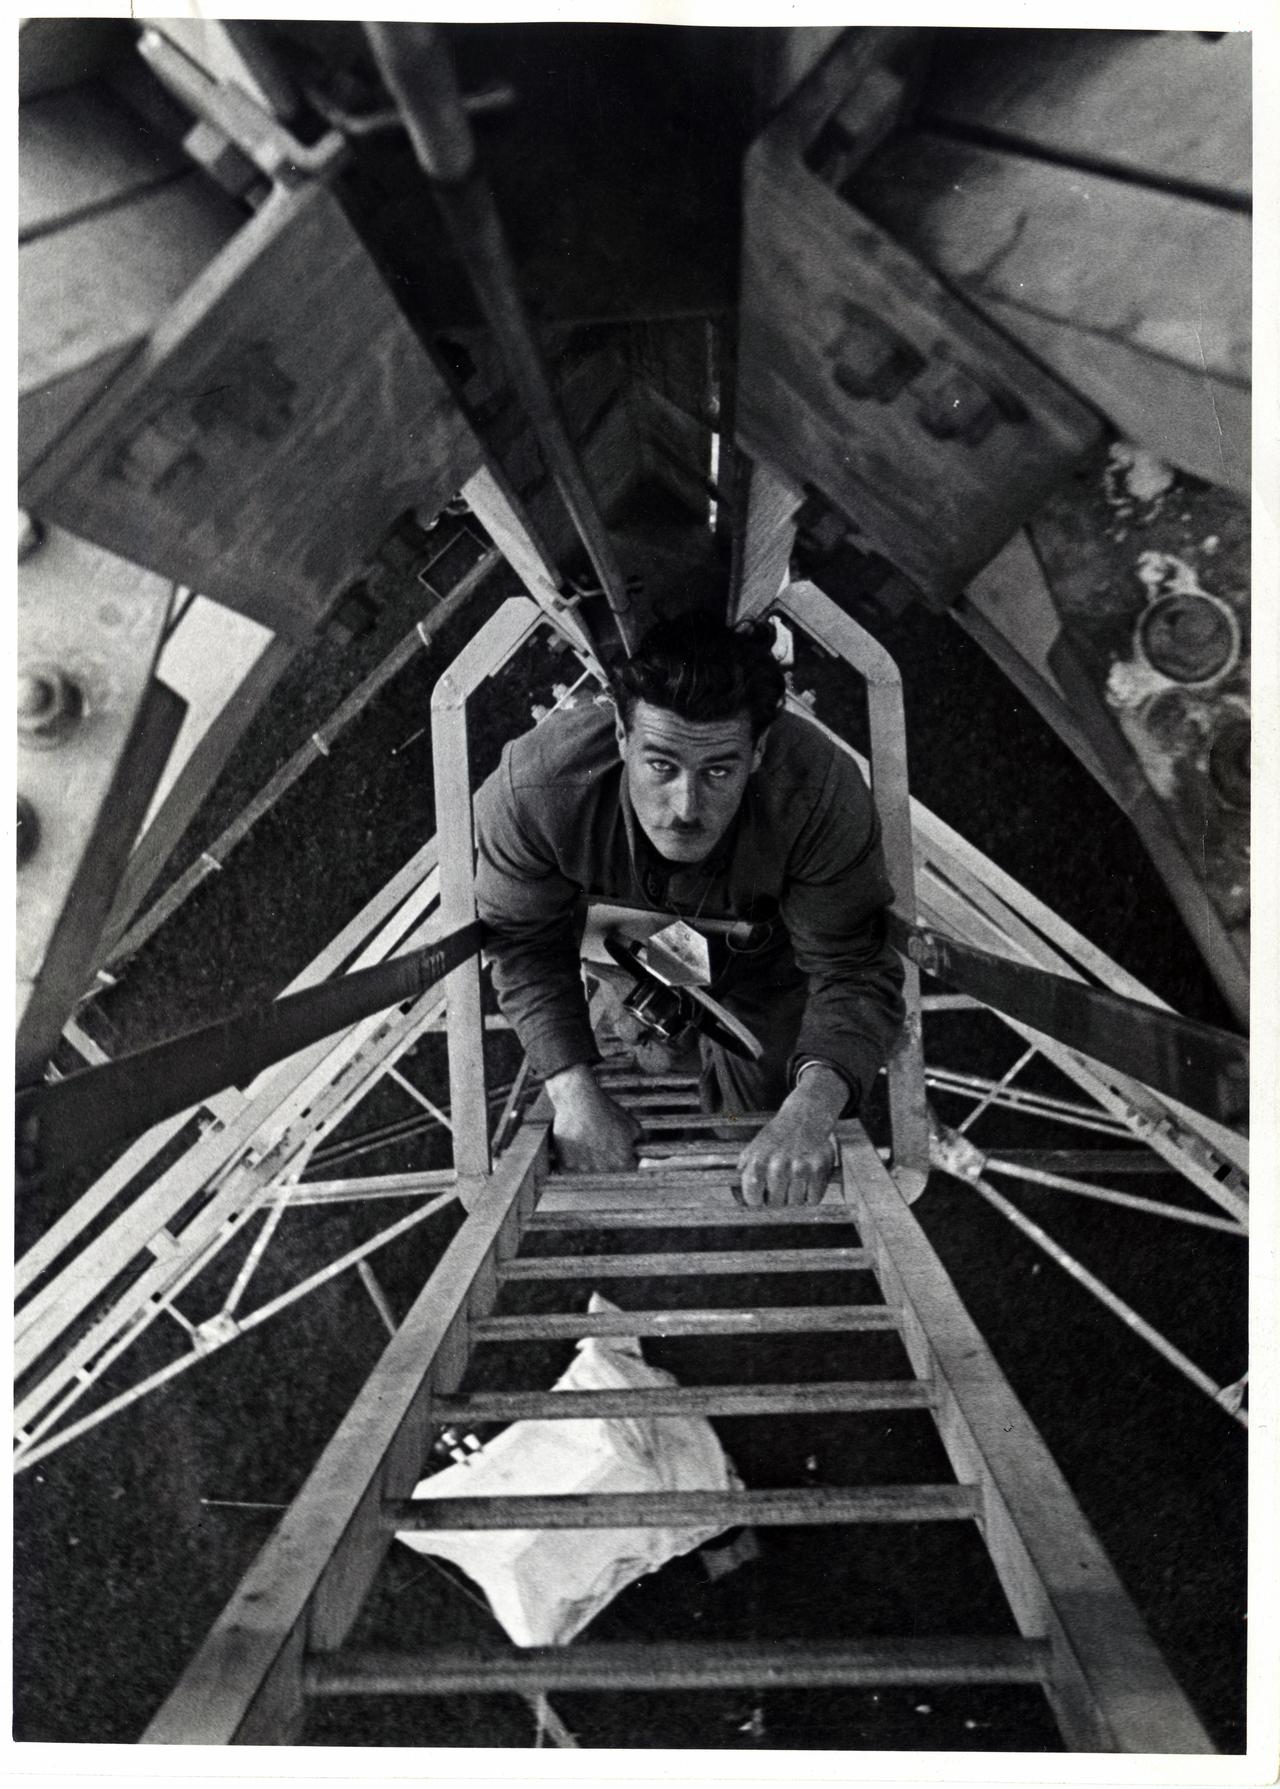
[141,1072,1213,1751]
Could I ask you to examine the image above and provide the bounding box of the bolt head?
[1138,594,1238,685]
[18,665,81,742]
[17,511,42,562]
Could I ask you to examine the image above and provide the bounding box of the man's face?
[617,700,766,865]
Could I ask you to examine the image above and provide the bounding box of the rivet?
[18,511,42,562]
[18,665,82,744]
[1137,594,1238,686]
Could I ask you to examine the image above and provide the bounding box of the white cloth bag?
[397,1294,741,1645]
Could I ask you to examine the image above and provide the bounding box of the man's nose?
[669,774,700,822]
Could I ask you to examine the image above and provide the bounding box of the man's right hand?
[544,1064,640,1173]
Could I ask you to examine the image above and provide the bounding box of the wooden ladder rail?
[836,1121,1214,1752]
[141,1117,549,1745]
[142,1080,1213,1749]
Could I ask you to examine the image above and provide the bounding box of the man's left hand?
[736,1064,846,1206]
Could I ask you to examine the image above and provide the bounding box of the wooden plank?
[25,181,484,639]
[16,176,234,377]
[19,680,186,1087]
[283,1174,458,1207]
[459,463,602,667]
[308,1634,1050,1695]
[773,586,930,1199]
[101,541,499,962]
[541,1172,752,1193]
[737,115,1101,603]
[637,1151,739,1169]
[146,17,290,117]
[982,1149,1166,1176]
[18,340,141,482]
[761,25,924,172]
[101,546,498,970]
[855,134,1250,493]
[526,1205,859,1231]
[308,1163,525,1660]
[432,600,544,1182]
[499,1248,872,1278]
[385,1484,978,1530]
[839,1124,1214,1753]
[535,1184,835,1214]
[632,1112,773,1132]
[964,528,1072,705]
[20,81,187,241]
[920,29,1251,206]
[140,1122,548,1745]
[955,586,1116,801]
[96,631,299,952]
[430,1381,935,1422]
[729,455,802,619]
[140,599,280,826]
[472,1305,898,1341]
[19,177,241,480]
[542,1170,770,1190]
[597,1073,700,1091]
[614,1089,703,1109]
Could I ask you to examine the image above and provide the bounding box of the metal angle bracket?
[736,29,1103,605]
[16,520,186,1088]
[136,26,346,191]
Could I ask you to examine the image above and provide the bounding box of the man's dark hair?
[608,611,785,742]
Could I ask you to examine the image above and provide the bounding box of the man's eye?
[706,767,731,781]
[646,759,675,777]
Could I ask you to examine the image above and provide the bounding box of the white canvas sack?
[397,1294,741,1645]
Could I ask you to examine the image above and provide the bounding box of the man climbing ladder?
[475,609,906,1204]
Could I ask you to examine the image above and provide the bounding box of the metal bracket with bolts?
[137,27,346,189]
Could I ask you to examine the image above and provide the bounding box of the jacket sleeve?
[473,744,600,1080]
[781,749,905,1107]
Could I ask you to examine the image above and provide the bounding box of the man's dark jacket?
[474,699,905,1103]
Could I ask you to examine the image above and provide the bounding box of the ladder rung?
[639,1139,745,1156]
[472,1305,899,1341]
[499,1248,872,1279]
[525,1206,860,1231]
[613,1090,703,1109]
[535,1192,835,1214]
[430,1380,935,1421]
[541,1173,750,1192]
[306,1634,1050,1695]
[638,1154,738,1170]
[597,1074,700,1091]
[541,1171,840,1192]
[637,1113,772,1132]
[384,1484,979,1530]
[536,1181,840,1212]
